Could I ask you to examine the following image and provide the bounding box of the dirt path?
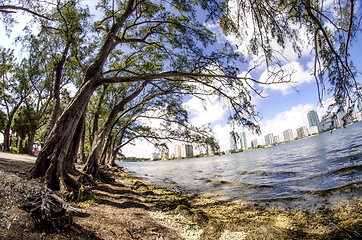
[0,152,201,239]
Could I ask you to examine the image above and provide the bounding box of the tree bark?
[31,0,137,193]
[4,101,22,151]
[99,134,113,167]
[90,85,108,144]
[79,119,86,164]
[84,82,146,179]
[65,112,85,175]
[27,129,36,155]
[31,80,98,192]
[44,40,71,137]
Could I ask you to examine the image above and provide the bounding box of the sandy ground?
[0,152,361,239]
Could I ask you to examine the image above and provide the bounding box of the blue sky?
[0,1,361,157]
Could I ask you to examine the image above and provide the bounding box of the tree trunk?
[99,134,112,166]
[31,0,137,194]
[79,119,86,164]
[44,40,71,137]
[90,85,108,144]
[65,112,85,175]
[27,129,36,155]
[4,102,22,151]
[84,82,146,179]
[109,147,121,167]
[31,80,98,193]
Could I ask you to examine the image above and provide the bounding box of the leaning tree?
[28,0,361,195]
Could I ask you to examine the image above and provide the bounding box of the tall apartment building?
[296,126,308,138]
[151,152,160,160]
[309,126,319,135]
[174,145,181,158]
[251,139,258,148]
[174,144,194,158]
[353,84,362,121]
[273,135,280,144]
[283,129,294,142]
[307,110,322,132]
[181,144,193,157]
[229,131,238,151]
[264,133,274,145]
[239,132,248,149]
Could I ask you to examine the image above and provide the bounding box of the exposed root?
[20,186,89,233]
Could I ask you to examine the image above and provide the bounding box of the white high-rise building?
[174,145,182,158]
[175,144,193,158]
[180,144,193,157]
[309,126,319,135]
[264,133,274,145]
[307,110,322,132]
[251,139,258,148]
[352,85,362,121]
[283,129,294,142]
[239,132,248,149]
[273,136,280,144]
[296,126,308,138]
[229,131,238,151]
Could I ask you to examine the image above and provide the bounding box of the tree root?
[20,186,89,232]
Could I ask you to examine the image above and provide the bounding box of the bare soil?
[0,152,361,239]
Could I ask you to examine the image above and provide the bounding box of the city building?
[296,126,308,139]
[321,111,346,130]
[307,110,322,132]
[283,129,294,142]
[251,139,258,148]
[321,115,333,131]
[239,132,248,149]
[353,103,362,121]
[174,145,182,158]
[151,152,160,160]
[181,144,194,157]
[174,144,194,158]
[353,85,362,121]
[309,126,319,135]
[273,135,280,144]
[229,131,238,151]
[161,151,169,160]
[264,133,274,145]
[206,144,216,156]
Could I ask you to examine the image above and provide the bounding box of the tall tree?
[28,0,360,195]
[11,105,37,153]
[99,82,218,167]
[84,81,148,179]
[0,47,26,151]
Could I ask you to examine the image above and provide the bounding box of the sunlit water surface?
[119,122,362,209]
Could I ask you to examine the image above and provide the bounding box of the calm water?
[120,122,362,207]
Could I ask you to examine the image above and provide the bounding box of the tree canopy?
[0,0,360,195]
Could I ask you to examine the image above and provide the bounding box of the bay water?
[119,122,362,209]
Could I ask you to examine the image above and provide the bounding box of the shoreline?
[1,152,361,239]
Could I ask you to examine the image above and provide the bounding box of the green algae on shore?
[116,169,362,239]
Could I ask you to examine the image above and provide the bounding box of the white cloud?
[259,61,314,95]
[212,124,232,152]
[121,139,155,158]
[183,96,227,126]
